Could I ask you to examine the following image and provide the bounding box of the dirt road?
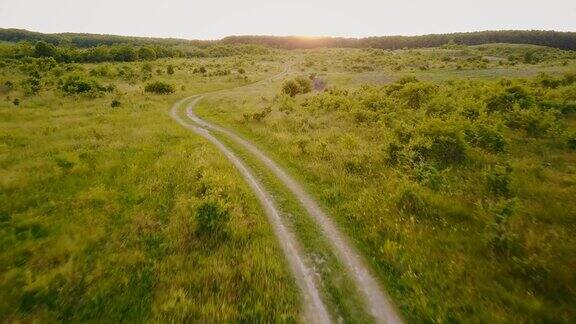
[171,68,402,323]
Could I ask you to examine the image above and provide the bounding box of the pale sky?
[1,0,575,40]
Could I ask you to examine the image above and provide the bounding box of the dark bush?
[111,100,121,108]
[466,124,507,153]
[196,201,230,236]
[568,135,576,150]
[282,79,300,97]
[61,75,111,95]
[416,128,468,166]
[487,199,519,255]
[33,41,57,58]
[486,165,513,197]
[396,187,431,217]
[295,76,312,94]
[21,77,41,95]
[144,81,174,94]
[281,77,312,97]
[398,82,435,109]
[485,92,515,113]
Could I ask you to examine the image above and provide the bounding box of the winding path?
[170,67,403,323]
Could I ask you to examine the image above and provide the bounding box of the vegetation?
[144,81,175,94]
[197,45,576,322]
[1,31,576,322]
[0,51,297,322]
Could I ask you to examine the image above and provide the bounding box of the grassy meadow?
[196,45,576,322]
[1,35,576,323]
[0,55,305,321]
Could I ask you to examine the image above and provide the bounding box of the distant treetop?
[0,28,575,51]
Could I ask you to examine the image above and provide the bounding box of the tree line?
[222,30,576,51]
[1,29,574,62]
[0,40,271,63]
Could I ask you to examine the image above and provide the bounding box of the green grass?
[0,56,302,321]
[2,43,576,322]
[196,46,576,322]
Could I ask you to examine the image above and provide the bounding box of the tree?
[34,41,56,58]
[111,45,138,62]
[138,46,157,61]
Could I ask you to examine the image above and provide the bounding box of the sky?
[0,0,575,40]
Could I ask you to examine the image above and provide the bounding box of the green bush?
[61,75,113,95]
[396,187,431,218]
[568,135,576,150]
[196,201,230,237]
[507,107,559,138]
[21,77,41,95]
[487,199,519,255]
[281,77,312,97]
[144,81,174,94]
[295,76,312,94]
[485,92,515,113]
[486,165,513,197]
[398,82,435,109]
[281,79,300,97]
[466,124,507,153]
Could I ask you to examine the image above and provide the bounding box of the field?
[1,37,576,322]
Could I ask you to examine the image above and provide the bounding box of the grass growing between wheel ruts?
[0,56,303,322]
[195,45,576,322]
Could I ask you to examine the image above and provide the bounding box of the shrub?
[487,199,519,255]
[414,163,444,191]
[144,81,174,94]
[567,135,576,150]
[111,100,121,108]
[428,133,467,164]
[486,164,513,197]
[505,86,534,109]
[61,75,112,95]
[196,201,230,237]
[485,92,515,113]
[398,82,435,109]
[243,107,271,122]
[281,77,312,97]
[281,79,300,97]
[415,127,468,166]
[396,187,431,217]
[167,65,175,75]
[385,141,403,165]
[466,124,507,153]
[507,107,559,138]
[295,76,312,94]
[21,77,41,95]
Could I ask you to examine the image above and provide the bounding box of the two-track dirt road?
[170,67,402,323]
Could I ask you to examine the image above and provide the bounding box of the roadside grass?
[0,57,302,322]
[195,46,576,322]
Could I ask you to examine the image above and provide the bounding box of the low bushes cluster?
[61,75,114,95]
[144,81,174,94]
[281,76,312,97]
